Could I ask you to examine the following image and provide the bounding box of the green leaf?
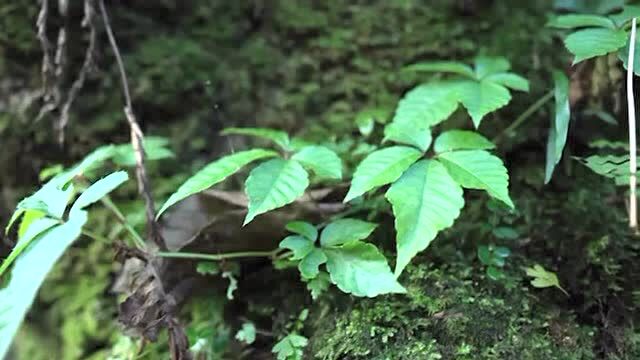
[235,322,257,345]
[70,171,128,214]
[392,83,461,129]
[554,0,623,15]
[545,71,571,184]
[298,248,327,279]
[474,56,511,78]
[244,158,309,225]
[438,150,514,208]
[493,227,519,240]
[385,160,464,275]
[196,262,220,275]
[434,130,495,153]
[383,121,432,152]
[484,73,530,92]
[0,210,87,360]
[291,146,342,180]
[306,272,330,300]
[285,221,318,241]
[320,218,378,247]
[6,180,74,233]
[157,149,277,218]
[57,145,117,184]
[404,61,475,78]
[547,14,616,29]
[222,127,291,150]
[618,31,640,76]
[0,217,60,277]
[112,136,175,166]
[525,264,568,295]
[272,334,308,360]
[280,235,315,260]
[564,28,627,64]
[17,210,45,239]
[344,146,422,202]
[610,5,640,27]
[324,241,406,297]
[457,80,512,128]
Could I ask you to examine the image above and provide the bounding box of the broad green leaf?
[157,149,277,218]
[286,221,318,241]
[484,73,530,92]
[112,136,174,166]
[618,32,640,76]
[383,121,432,152]
[0,210,87,360]
[17,210,45,239]
[344,146,422,202]
[298,248,327,279]
[457,80,512,128]
[57,145,117,184]
[244,159,309,225]
[279,235,314,260]
[319,218,377,247]
[272,334,308,360]
[474,56,510,78]
[525,264,568,295]
[404,61,475,78]
[434,130,495,153]
[324,241,406,297]
[6,181,74,233]
[578,154,637,185]
[222,127,291,150]
[291,146,342,180]
[385,160,464,275]
[392,83,461,129]
[610,5,640,27]
[554,0,623,15]
[0,217,60,277]
[438,150,514,208]
[70,171,128,214]
[564,28,627,64]
[545,71,571,184]
[547,14,616,29]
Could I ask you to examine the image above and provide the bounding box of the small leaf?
[244,159,309,225]
[609,5,640,27]
[157,149,277,218]
[525,264,569,295]
[291,146,342,180]
[344,146,422,202]
[236,322,257,345]
[386,160,464,275]
[272,334,308,360]
[564,28,627,64]
[486,266,505,280]
[494,246,511,258]
[477,245,492,266]
[618,31,640,76]
[474,56,511,78]
[320,218,377,247]
[545,71,571,184]
[112,137,174,166]
[383,121,432,152]
[404,61,475,78]
[324,241,406,297]
[280,235,314,260]
[438,150,514,208]
[196,262,220,275]
[434,130,495,153]
[484,73,530,92]
[222,271,238,300]
[70,171,128,214]
[392,83,461,128]
[547,14,616,29]
[222,127,291,150]
[298,248,327,279]
[492,227,519,240]
[306,272,330,300]
[285,221,318,241]
[457,80,512,128]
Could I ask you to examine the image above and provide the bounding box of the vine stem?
[627,18,638,231]
[99,196,146,249]
[492,89,554,144]
[157,249,285,261]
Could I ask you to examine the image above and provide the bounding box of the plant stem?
[493,89,554,144]
[81,229,111,244]
[627,17,638,231]
[100,196,146,249]
[157,249,283,261]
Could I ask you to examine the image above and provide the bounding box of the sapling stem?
[627,18,637,231]
[157,248,285,261]
[493,89,554,144]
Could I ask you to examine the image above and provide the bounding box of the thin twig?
[157,249,284,261]
[98,0,164,249]
[36,0,54,102]
[627,18,638,230]
[493,90,554,145]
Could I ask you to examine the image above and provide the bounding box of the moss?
[308,261,595,360]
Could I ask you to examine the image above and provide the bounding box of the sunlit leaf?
[564,28,627,64]
[291,146,342,180]
[545,71,571,183]
[319,218,377,247]
[433,130,495,153]
[222,127,291,150]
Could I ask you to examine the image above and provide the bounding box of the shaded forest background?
[1,0,639,359]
